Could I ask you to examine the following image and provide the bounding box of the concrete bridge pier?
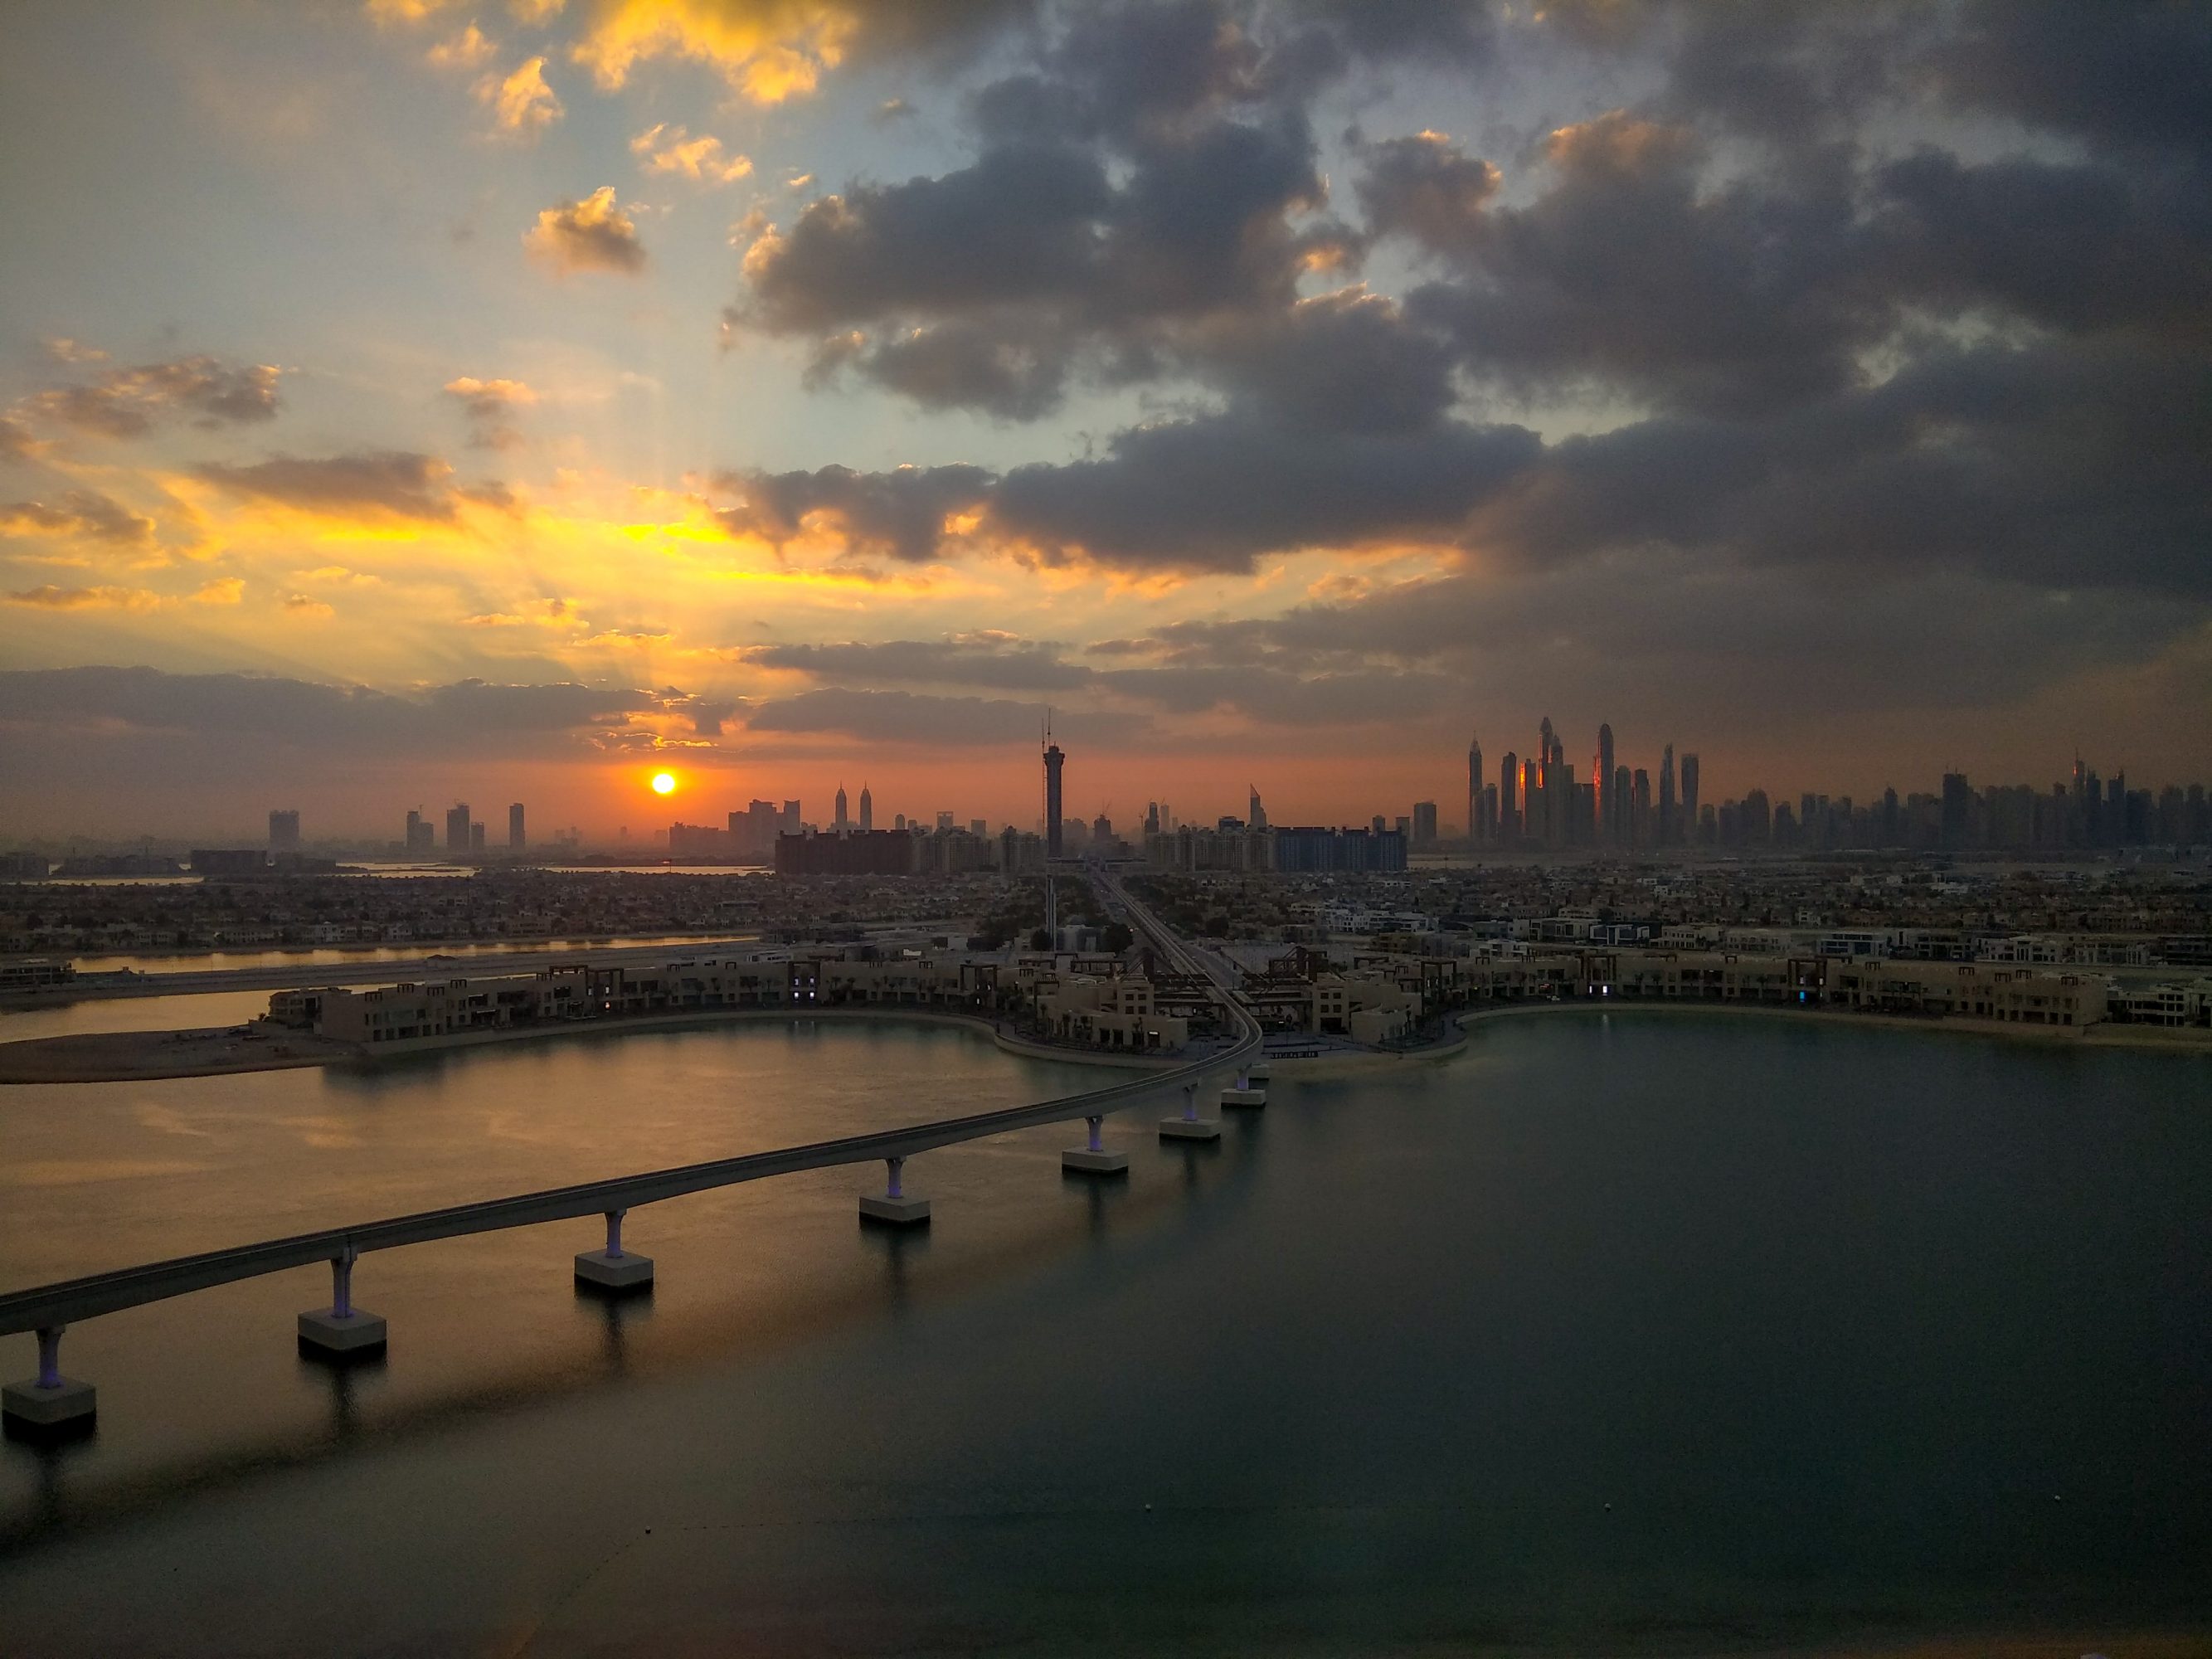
[299,1248,386,1358]
[576,1207,654,1292]
[1063,1112,1129,1175]
[1159,1080,1221,1141]
[861,1155,931,1225]
[2,1325,96,1437]
[1220,1066,1267,1110]
[1247,1060,1271,1086]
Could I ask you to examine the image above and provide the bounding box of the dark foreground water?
[1,1013,2207,1657]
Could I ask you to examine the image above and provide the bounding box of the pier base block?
[1159,1117,1222,1142]
[860,1194,932,1226]
[1062,1146,1130,1175]
[2,1378,96,1436]
[575,1250,654,1292]
[297,1309,387,1358]
[1220,1087,1267,1109]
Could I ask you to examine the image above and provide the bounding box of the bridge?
[1,880,1266,1435]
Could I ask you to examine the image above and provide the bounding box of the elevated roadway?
[1,902,1262,1431]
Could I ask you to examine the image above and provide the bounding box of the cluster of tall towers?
[1466,722,1700,849]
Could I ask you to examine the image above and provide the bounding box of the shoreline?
[2,989,2203,1086]
[0,933,775,1010]
[0,1006,1199,1085]
[1446,997,2212,1053]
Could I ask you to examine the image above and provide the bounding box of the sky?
[1,0,2208,842]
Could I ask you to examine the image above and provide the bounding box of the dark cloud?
[1396,114,1884,416]
[738,144,1113,333]
[992,408,1539,570]
[1097,661,1449,723]
[839,323,1071,421]
[0,667,680,751]
[714,463,994,563]
[1096,554,2199,725]
[744,635,1094,691]
[737,630,1444,726]
[1871,150,2212,341]
[1470,338,2212,596]
[196,451,475,523]
[1192,287,1457,433]
[1354,131,1500,257]
[0,490,156,545]
[745,686,1140,747]
[1940,0,2212,162]
[523,187,646,275]
[21,356,282,439]
[732,2,1330,420]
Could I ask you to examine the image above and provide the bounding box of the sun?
[650,771,677,795]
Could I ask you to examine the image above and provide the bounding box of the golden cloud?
[478,55,564,134]
[366,0,460,22]
[630,123,753,184]
[22,357,282,438]
[428,22,498,68]
[0,491,156,546]
[192,577,247,605]
[6,584,161,611]
[524,186,646,275]
[568,0,853,103]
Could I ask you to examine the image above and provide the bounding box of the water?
[1,1013,2206,1656]
[69,935,753,975]
[0,990,276,1043]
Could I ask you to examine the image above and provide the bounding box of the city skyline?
[30,719,2207,859]
[4,3,2210,838]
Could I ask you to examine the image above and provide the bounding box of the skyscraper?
[858,783,873,833]
[1043,727,1064,859]
[1412,800,1438,848]
[1467,733,1483,844]
[1500,750,1519,843]
[269,809,299,851]
[834,784,849,833]
[1942,772,1972,848]
[1249,785,1266,830]
[446,802,471,853]
[1596,723,1614,844]
[1680,753,1699,835]
[508,802,526,850]
[1660,745,1676,846]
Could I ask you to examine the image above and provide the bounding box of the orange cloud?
[193,577,247,605]
[478,55,563,134]
[524,187,645,274]
[0,491,155,546]
[630,123,752,183]
[427,22,497,68]
[7,584,161,611]
[568,0,853,103]
[1545,109,1696,175]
